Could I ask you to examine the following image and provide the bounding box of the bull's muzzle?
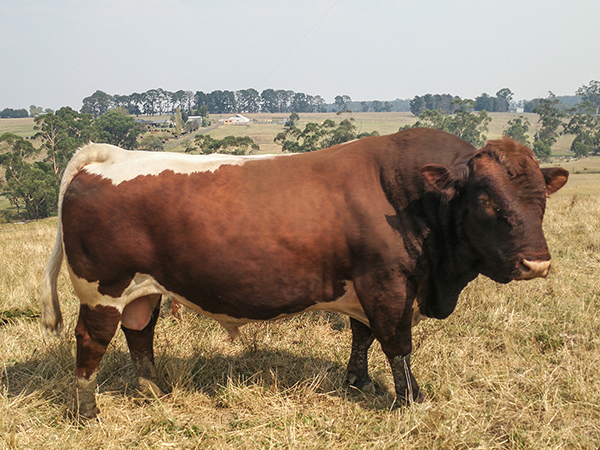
[515,259,551,280]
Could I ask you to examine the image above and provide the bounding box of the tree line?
[2,81,600,221]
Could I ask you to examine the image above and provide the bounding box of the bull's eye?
[478,194,501,218]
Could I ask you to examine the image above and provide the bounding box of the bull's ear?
[421,164,461,200]
[541,167,569,195]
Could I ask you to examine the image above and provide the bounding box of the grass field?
[0,118,37,139]
[0,161,599,448]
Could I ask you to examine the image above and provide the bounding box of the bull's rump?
[61,147,382,321]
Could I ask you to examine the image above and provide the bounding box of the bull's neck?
[378,156,478,320]
[415,198,479,319]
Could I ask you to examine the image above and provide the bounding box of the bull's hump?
[80,144,281,186]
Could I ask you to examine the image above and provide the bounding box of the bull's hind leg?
[346,318,375,392]
[121,295,165,398]
[74,304,121,419]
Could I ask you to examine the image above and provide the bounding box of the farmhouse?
[220,114,250,125]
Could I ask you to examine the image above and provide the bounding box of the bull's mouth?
[483,258,551,284]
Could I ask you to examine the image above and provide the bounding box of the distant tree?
[324,118,356,147]
[173,108,183,137]
[532,140,552,161]
[260,89,280,113]
[576,80,600,115]
[532,92,564,160]
[495,88,513,112]
[29,105,46,117]
[291,93,313,113]
[194,135,259,155]
[285,112,300,128]
[0,108,29,118]
[563,101,600,157]
[403,99,490,147]
[503,116,531,146]
[0,133,58,219]
[80,90,114,118]
[523,98,540,113]
[275,117,378,153]
[312,95,327,113]
[139,133,164,151]
[474,93,494,112]
[236,88,261,113]
[34,107,96,176]
[94,110,142,149]
[334,95,352,112]
[371,100,385,112]
[410,94,459,115]
[205,90,237,114]
[198,105,210,126]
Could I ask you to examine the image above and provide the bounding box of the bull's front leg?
[354,274,423,406]
[346,318,375,392]
[74,304,121,419]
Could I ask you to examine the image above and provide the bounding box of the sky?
[1,0,600,111]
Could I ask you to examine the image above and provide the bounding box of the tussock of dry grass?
[1,179,600,449]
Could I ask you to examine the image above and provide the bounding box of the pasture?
[0,166,599,448]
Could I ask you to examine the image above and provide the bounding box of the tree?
[285,112,300,128]
[291,92,313,113]
[139,134,164,151]
[563,101,600,157]
[495,88,513,112]
[173,108,183,137]
[260,89,280,113]
[0,133,58,219]
[532,92,564,160]
[29,105,47,117]
[34,107,96,176]
[0,108,29,118]
[80,90,114,117]
[94,110,142,149]
[403,99,490,147]
[410,94,459,116]
[474,93,494,112]
[503,116,531,145]
[236,88,260,113]
[194,135,259,155]
[275,117,378,153]
[576,80,600,115]
[334,95,352,112]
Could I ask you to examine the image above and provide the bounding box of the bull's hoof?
[346,373,375,393]
[68,403,100,421]
[392,389,426,408]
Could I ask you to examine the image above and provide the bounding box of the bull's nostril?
[518,259,551,279]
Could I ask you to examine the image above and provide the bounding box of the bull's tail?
[40,218,64,335]
[40,143,117,336]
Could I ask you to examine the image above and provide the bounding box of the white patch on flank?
[69,143,283,187]
[68,262,369,339]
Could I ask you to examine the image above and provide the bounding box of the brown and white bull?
[40,128,568,418]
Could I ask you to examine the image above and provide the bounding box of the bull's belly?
[68,269,369,338]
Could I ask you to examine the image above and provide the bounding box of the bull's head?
[422,137,568,284]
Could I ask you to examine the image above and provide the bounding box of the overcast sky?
[1,0,599,111]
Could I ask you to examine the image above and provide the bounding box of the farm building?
[220,114,250,125]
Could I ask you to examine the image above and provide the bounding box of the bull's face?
[422,138,568,284]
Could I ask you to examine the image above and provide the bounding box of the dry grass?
[1,172,600,448]
[0,118,36,138]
